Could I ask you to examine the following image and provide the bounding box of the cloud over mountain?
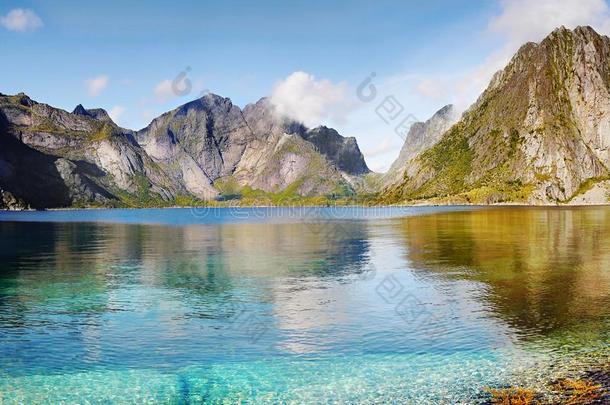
[86,75,109,97]
[270,71,354,127]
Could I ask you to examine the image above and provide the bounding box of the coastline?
[1,201,610,212]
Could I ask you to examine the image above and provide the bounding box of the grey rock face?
[0,93,177,208]
[54,158,114,204]
[243,98,369,175]
[0,128,84,208]
[144,94,252,177]
[137,95,367,197]
[242,97,306,139]
[383,26,610,205]
[72,104,113,123]
[302,126,370,175]
[0,189,29,210]
[0,90,371,208]
[383,104,458,187]
[135,94,254,199]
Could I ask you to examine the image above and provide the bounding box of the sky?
[2,0,610,172]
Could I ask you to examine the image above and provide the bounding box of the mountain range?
[2,25,610,209]
[0,92,369,209]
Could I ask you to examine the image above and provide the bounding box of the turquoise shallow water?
[0,206,609,403]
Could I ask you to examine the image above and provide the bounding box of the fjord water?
[0,207,609,403]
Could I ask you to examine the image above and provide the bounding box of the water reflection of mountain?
[0,218,370,292]
[396,207,610,337]
[0,220,372,362]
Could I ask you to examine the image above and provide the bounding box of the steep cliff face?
[0,93,176,208]
[382,26,610,204]
[134,94,251,199]
[301,126,370,175]
[72,104,114,123]
[136,96,367,198]
[242,98,369,175]
[240,97,366,194]
[0,91,371,208]
[382,104,458,187]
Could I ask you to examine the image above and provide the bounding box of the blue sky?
[2,0,610,171]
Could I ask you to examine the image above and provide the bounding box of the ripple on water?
[1,207,610,402]
[0,347,561,404]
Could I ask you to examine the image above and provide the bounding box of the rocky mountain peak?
[242,100,369,175]
[198,92,232,108]
[433,104,455,117]
[14,93,35,108]
[2,85,371,208]
[382,25,610,204]
[72,104,113,123]
[382,104,459,187]
[242,97,306,137]
[302,125,370,175]
[174,94,214,112]
[72,104,88,115]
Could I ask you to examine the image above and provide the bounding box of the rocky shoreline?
[2,195,610,212]
[0,189,30,210]
[483,364,610,404]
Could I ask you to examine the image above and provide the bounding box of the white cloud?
[270,71,354,127]
[154,79,175,103]
[369,161,391,173]
[108,106,126,124]
[456,0,610,108]
[414,79,444,100]
[0,9,43,32]
[364,136,400,158]
[330,0,610,173]
[489,0,610,46]
[407,0,610,111]
[86,75,109,97]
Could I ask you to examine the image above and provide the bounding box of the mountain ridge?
[381,104,459,188]
[0,91,369,208]
[4,25,610,209]
[380,25,610,205]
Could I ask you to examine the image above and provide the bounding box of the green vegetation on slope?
[213,176,357,206]
[377,27,610,205]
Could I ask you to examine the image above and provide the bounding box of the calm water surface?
[0,206,609,403]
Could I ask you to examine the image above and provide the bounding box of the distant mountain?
[135,95,367,199]
[381,26,610,205]
[382,104,458,187]
[5,26,610,209]
[0,92,369,208]
[241,97,369,176]
[300,126,370,175]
